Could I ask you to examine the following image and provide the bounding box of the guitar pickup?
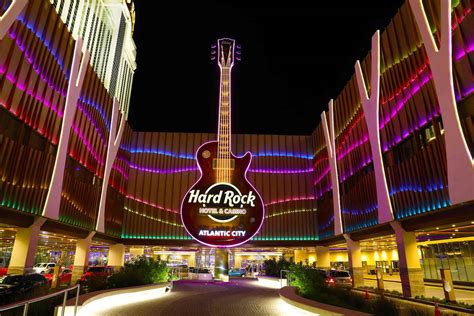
[212,158,235,170]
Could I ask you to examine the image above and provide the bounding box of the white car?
[33,263,56,274]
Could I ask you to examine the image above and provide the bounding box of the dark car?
[0,274,49,304]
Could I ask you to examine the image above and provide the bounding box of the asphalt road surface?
[80,279,316,316]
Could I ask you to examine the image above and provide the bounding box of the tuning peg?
[211,50,216,54]
[236,44,241,49]
[236,50,241,55]
[211,44,217,49]
[211,56,216,60]
[236,56,241,61]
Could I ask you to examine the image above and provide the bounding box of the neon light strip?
[313,167,330,185]
[126,193,315,215]
[380,66,432,129]
[265,196,314,206]
[128,164,197,174]
[389,183,445,196]
[125,195,179,214]
[251,236,318,241]
[333,7,470,138]
[313,155,328,167]
[335,111,364,153]
[249,167,313,174]
[124,147,314,160]
[315,184,332,199]
[10,26,110,133]
[79,96,110,130]
[342,204,377,216]
[318,215,334,231]
[77,101,107,144]
[17,14,68,77]
[339,157,372,182]
[380,4,467,73]
[9,28,67,97]
[265,208,316,219]
[457,85,474,101]
[337,135,369,161]
[70,123,105,167]
[382,106,440,152]
[124,206,182,227]
[126,159,314,174]
[4,32,110,149]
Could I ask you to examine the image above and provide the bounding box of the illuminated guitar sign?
[181,38,265,247]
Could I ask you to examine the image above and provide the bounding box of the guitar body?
[181,141,265,247]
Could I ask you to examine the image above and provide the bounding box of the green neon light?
[124,206,183,227]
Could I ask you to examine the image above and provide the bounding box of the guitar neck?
[217,67,232,183]
[218,67,231,158]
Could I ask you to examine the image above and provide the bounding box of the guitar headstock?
[211,38,241,68]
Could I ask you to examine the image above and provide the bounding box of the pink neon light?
[124,157,313,174]
[381,72,433,130]
[9,30,67,98]
[313,155,328,168]
[249,167,313,174]
[313,166,330,185]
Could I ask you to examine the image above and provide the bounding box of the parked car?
[43,268,73,286]
[0,257,9,276]
[33,262,56,274]
[78,266,113,282]
[228,268,246,278]
[0,273,48,304]
[325,270,352,288]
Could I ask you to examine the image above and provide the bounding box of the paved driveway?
[83,279,316,316]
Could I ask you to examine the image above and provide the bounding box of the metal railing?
[0,284,80,316]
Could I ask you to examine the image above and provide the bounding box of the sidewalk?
[363,274,474,304]
[363,274,474,291]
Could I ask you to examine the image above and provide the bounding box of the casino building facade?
[0,0,473,298]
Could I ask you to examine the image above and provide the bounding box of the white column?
[42,38,90,219]
[344,234,364,288]
[354,31,394,224]
[316,246,331,270]
[96,98,125,233]
[108,243,125,271]
[71,232,95,284]
[321,100,343,235]
[8,218,46,274]
[390,222,425,297]
[409,0,474,204]
[0,0,28,39]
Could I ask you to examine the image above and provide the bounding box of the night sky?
[128,0,405,136]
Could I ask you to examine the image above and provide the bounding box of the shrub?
[78,275,108,293]
[262,257,292,277]
[373,297,398,316]
[107,256,169,289]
